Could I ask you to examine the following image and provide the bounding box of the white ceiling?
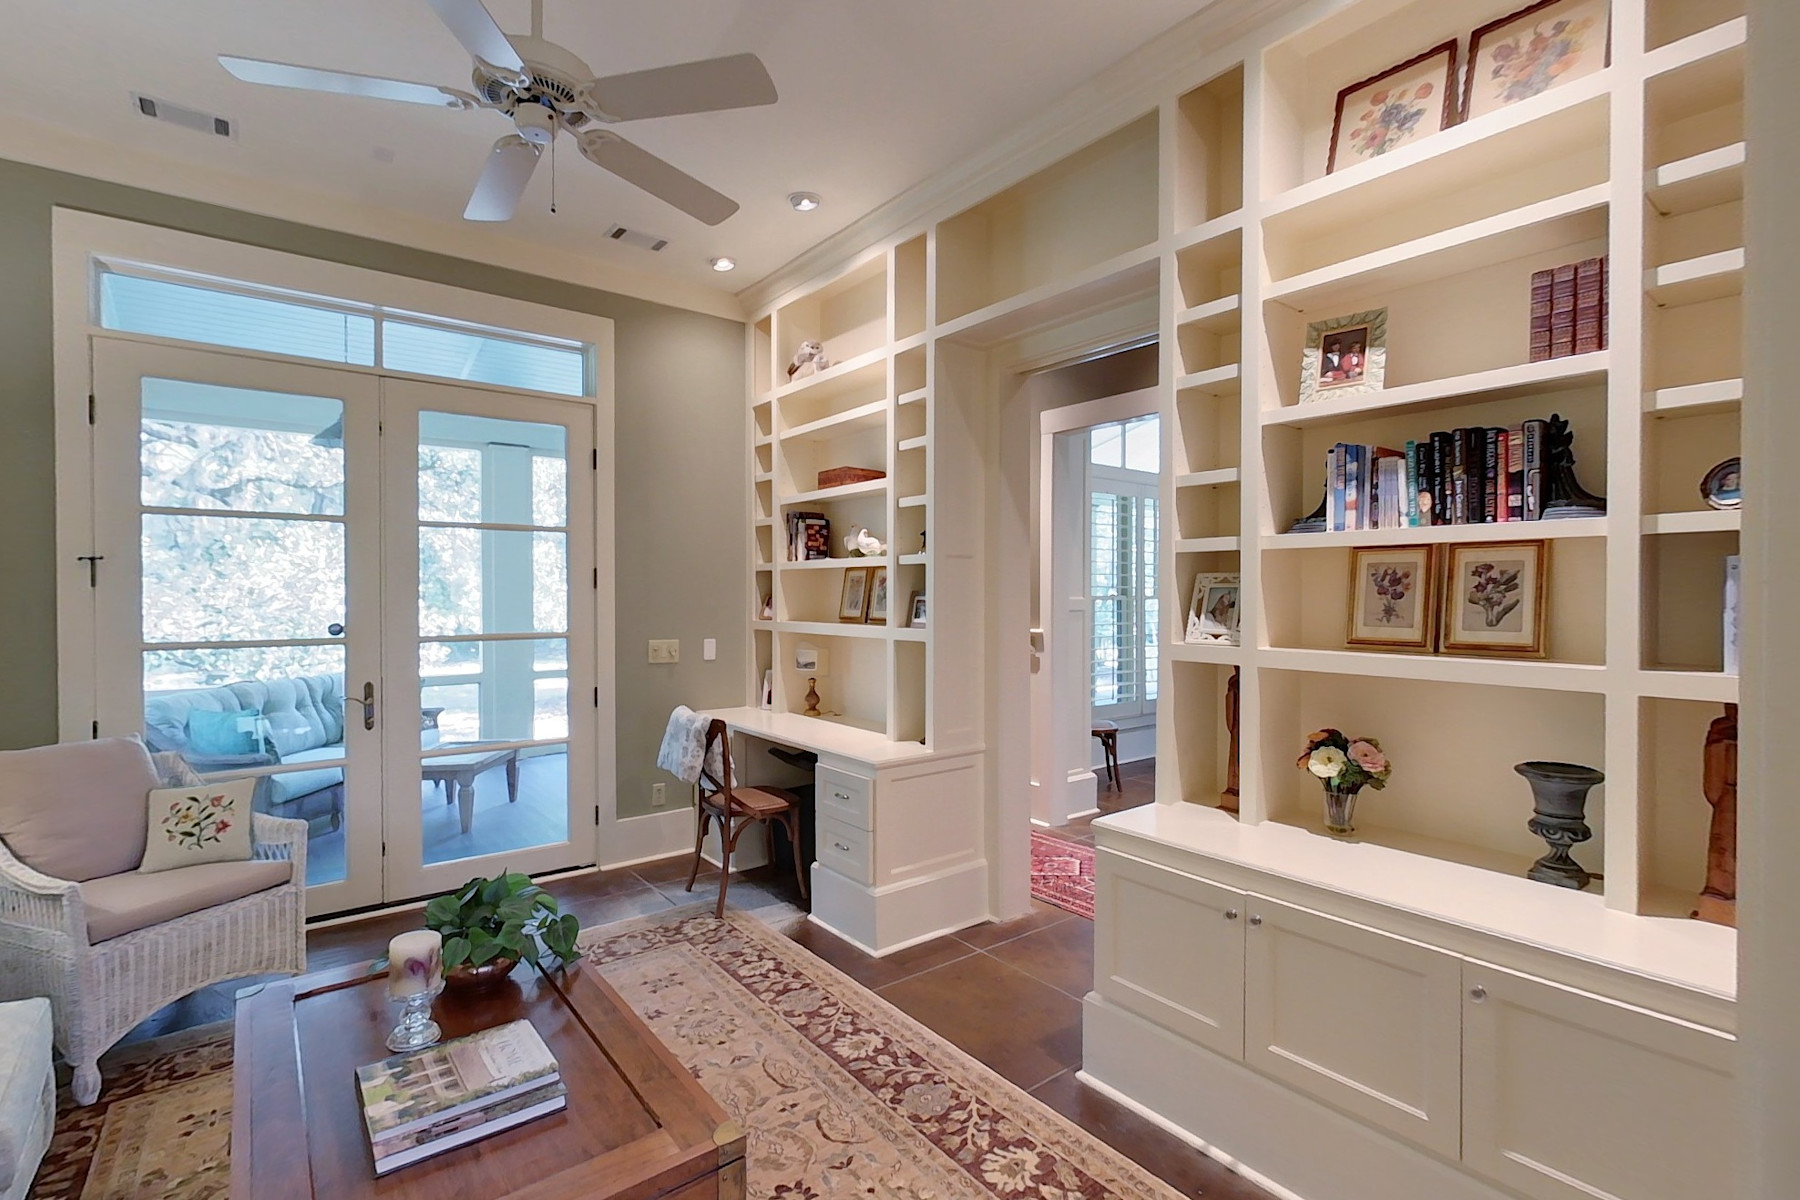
[8,0,1216,297]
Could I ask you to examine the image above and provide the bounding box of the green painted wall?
[0,155,745,822]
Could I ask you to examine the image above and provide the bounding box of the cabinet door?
[1462,961,1735,1200]
[1093,849,1246,1059]
[1243,896,1462,1158]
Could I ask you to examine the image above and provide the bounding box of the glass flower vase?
[1321,781,1363,836]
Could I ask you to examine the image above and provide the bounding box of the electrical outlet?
[648,639,679,664]
[651,782,667,807]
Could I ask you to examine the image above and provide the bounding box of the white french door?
[88,338,597,915]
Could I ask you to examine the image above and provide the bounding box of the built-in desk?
[703,707,988,955]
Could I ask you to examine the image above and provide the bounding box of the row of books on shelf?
[357,1019,565,1175]
[1319,420,1564,532]
[1529,255,1608,362]
[786,510,831,561]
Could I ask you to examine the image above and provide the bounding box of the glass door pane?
[92,341,384,914]
[382,385,595,898]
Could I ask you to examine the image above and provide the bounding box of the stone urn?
[1515,761,1604,889]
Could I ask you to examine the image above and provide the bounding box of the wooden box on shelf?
[817,466,887,489]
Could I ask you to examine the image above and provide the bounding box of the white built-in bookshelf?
[745,0,1746,984]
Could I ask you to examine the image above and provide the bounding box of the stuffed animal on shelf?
[787,340,832,379]
[844,527,886,557]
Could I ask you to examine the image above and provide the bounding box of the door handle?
[343,681,376,731]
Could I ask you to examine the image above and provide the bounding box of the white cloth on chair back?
[656,706,720,785]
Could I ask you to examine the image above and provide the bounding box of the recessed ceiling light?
[710,256,737,272]
[788,192,822,212]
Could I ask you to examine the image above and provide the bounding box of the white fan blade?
[219,56,474,109]
[426,0,526,77]
[465,135,541,221]
[585,53,777,122]
[577,131,739,226]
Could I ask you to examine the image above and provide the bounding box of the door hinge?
[87,394,96,425]
[91,720,99,739]
[591,449,598,470]
[593,687,599,708]
[593,804,600,826]
[592,567,598,588]
[77,555,104,587]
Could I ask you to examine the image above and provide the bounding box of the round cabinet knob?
[1223,908,1239,921]
[1469,985,1488,1002]
[1247,914,1263,927]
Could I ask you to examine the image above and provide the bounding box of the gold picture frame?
[1346,546,1438,652]
[838,567,872,622]
[864,566,889,624]
[1439,541,1550,657]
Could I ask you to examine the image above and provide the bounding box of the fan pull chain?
[549,131,557,215]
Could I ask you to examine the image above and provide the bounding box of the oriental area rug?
[1030,830,1097,920]
[31,904,1175,1200]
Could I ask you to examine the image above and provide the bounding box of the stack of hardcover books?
[1530,256,1608,362]
[785,511,830,560]
[1321,420,1564,532]
[357,1019,566,1176]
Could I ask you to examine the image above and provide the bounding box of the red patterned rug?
[1030,829,1096,919]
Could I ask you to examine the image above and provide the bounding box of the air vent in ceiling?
[603,224,669,253]
[132,93,235,139]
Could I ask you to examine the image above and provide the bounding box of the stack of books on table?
[356,1019,566,1175]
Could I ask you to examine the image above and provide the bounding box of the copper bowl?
[442,955,520,991]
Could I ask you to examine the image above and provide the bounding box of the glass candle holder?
[385,930,444,1052]
[387,983,444,1053]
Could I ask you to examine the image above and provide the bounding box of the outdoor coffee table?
[232,959,745,1199]
[421,746,520,835]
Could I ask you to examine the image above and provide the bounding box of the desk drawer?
[816,766,874,830]
[816,814,873,885]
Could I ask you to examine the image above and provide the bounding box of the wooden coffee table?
[421,747,520,835]
[232,960,744,1200]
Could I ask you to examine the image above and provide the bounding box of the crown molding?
[0,113,747,323]
[737,0,1313,316]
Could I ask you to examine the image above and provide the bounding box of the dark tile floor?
[129,756,1273,1198]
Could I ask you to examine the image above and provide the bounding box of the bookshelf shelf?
[1165,641,1243,666]
[773,620,889,641]
[934,243,1160,347]
[1175,467,1241,490]
[780,479,888,506]
[1177,364,1242,397]
[1257,647,1607,695]
[898,387,928,407]
[1175,536,1241,554]
[1177,294,1243,336]
[897,435,928,453]
[1643,510,1741,535]
[773,347,887,401]
[781,399,888,442]
[1264,518,1608,550]
[892,628,928,643]
[1640,669,1740,704]
[1647,378,1743,415]
[1645,16,1747,81]
[1647,143,1746,217]
[1645,249,1745,308]
[897,553,927,566]
[897,494,928,509]
[781,556,892,571]
[1260,353,1610,429]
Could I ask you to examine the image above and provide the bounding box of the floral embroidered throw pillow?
[140,779,256,873]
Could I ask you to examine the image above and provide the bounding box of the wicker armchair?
[0,741,307,1105]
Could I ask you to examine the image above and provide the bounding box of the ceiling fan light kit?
[218,0,776,227]
[788,191,822,212]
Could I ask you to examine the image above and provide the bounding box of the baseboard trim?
[600,807,694,870]
[1073,1071,1310,1200]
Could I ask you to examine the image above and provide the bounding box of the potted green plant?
[423,872,581,990]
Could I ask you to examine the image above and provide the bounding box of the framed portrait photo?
[1346,546,1437,651]
[1440,541,1549,657]
[1299,309,1388,402]
[907,591,928,629]
[1465,0,1612,123]
[838,567,871,622]
[1186,573,1242,645]
[865,565,889,624]
[1327,41,1460,174]
[1701,457,1741,510]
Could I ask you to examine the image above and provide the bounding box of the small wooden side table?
[1091,721,1122,793]
[232,960,744,1200]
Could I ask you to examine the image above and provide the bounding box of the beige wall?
[1739,2,1798,1195]
[0,156,746,822]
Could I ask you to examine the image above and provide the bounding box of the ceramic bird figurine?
[844,527,886,557]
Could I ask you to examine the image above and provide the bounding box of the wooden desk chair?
[686,719,809,918]
[1091,720,1122,792]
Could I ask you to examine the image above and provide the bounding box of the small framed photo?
[1346,546,1437,651]
[1701,457,1741,510]
[1327,41,1459,174]
[1440,541,1549,658]
[793,643,828,674]
[838,567,871,622]
[865,566,889,624]
[1186,573,1241,645]
[1299,309,1388,402]
[907,591,928,629]
[1465,0,1612,123]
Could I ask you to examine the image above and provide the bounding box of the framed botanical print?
[1299,309,1388,402]
[1186,573,1241,645]
[1440,541,1549,657]
[838,567,871,622]
[865,566,889,624]
[1327,41,1460,174]
[1346,546,1437,651]
[1465,0,1612,122]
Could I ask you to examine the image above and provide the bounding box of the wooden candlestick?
[1220,668,1241,813]
[803,677,822,717]
[1693,703,1738,927]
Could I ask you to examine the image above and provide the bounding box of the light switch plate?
[703,638,717,661]
[648,639,679,664]
[651,782,667,807]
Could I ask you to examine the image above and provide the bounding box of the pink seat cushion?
[0,738,159,881]
[81,859,292,943]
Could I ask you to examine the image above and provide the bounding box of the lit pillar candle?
[387,930,443,1000]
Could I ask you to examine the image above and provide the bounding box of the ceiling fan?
[219,0,776,225]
